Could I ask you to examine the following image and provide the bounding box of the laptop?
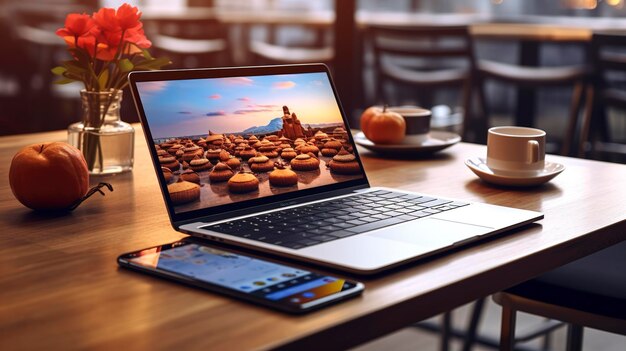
[128,64,542,274]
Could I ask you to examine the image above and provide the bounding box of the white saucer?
[465,157,565,187]
[354,131,461,156]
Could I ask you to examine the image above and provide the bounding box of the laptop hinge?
[172,184,369,229]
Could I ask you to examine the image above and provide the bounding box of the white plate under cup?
[388,106,431,144]
[487,126,546,175]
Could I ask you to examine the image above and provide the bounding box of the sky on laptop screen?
[136,72,364,214]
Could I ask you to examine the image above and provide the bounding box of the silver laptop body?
[129,64,542,274]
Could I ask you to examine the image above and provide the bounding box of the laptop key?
[409,196,437,204]
[329,230,357,238]
[421,199,453,208]
[316,235,337,242]
[281,242,305,249]
[399,194,423,200]
[405,210,433,218]
[345,217,406,233]
[378,193,401,199]
[361,209,379,215]
[369,190,392,195]
[315,212,335,219]
[346,219,367,226]
[296,239,322,246]
[372,214,390,220]
[333,222,355,229]
[397,214,420,222]
[450,201,470,207]
[336,215,356,221]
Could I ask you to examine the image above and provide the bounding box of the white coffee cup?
[487,126,546,174]
[388,106,431,144]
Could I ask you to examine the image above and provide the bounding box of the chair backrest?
[145,17,230,69]
[577,31,626,161]
[590,31,626,109]
[248,23,334,68]
[364,24,474,109]
[366,24,474,74]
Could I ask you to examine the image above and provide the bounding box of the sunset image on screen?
[137,73,364,213]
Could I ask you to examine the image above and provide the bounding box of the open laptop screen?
[133,68,366,217]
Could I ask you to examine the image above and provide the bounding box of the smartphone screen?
[118,240,363,313]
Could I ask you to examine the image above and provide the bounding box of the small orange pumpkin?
[360,105,406,144]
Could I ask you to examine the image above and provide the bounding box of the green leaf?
[64,65,86,78]
[51,66,67,75]
[54,77,76,85]
[63,60,87,73]
[134,57,172,70]
[141,48,153,60]
[118,58,134,73]
[63,72,83,81]
[98,69,109,90]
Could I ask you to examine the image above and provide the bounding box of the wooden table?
[1,127,625,350]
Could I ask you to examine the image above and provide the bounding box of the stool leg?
[500,305,516,351]
[566,324,584,351]
[562,81,585,156]
[441,311,452,351]
[579,85,595,158]
[462,298,486,351]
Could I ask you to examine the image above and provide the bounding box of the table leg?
[334,0,357,125]
[516,41,539,127]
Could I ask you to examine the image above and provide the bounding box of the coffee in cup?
[487,126,546,174]
[388,106,431,144]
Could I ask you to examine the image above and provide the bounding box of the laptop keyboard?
[202,190,469,250]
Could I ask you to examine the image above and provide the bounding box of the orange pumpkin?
[360,106,382,135]
[9,142,89,210]
[360,106,405,144]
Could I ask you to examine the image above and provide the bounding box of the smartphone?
[117,239,364,313]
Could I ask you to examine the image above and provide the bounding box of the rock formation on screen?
[281,105,305,139]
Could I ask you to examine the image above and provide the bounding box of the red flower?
[56,13,98,38]
[62,35,98,56]
[93,4,143,33]
[56,13,99,55]
[92,4,150,60]
[94,30,122,61]
[53,3,169,93]
[125,26,151,49]
[115,3,143,31]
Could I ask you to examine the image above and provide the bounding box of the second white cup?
[487,126,546,174]
[388,106,431,144]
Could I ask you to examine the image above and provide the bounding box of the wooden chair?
[365,24,474,138]
[493,240,626,351]
[578,31,626,162]
[248,24,334,67]
[146,17,231,69]
[471,37,588,150]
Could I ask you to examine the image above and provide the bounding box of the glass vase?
[68,90,134,175]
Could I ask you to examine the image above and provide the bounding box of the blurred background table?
[1,126,624,350]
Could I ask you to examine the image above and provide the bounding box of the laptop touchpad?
[372,218,493,248]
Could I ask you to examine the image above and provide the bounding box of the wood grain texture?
[1,126,625,351]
